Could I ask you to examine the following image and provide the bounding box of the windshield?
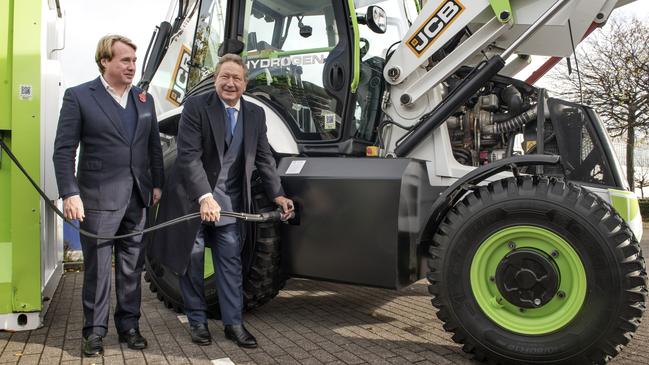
[242,0,343,141]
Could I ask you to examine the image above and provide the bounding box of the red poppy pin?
[138,91,147,103]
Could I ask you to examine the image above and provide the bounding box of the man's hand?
[63,195,85,222]
[273,196,294,221]
[200,195,221,222]
[152,188,162,205]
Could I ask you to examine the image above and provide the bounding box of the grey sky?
[59,0,647,89]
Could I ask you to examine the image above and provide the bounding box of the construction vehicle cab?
[141,0,647,364]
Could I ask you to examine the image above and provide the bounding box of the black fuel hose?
[0,137,286,240]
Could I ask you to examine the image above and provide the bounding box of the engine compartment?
[444,73,545,167]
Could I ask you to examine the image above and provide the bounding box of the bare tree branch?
[546,16,649,188]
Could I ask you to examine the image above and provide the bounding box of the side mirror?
[362,6,386,34]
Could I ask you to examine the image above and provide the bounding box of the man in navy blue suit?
[152,54,293,348]
[53,35,164,357]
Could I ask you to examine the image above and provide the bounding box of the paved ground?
[1,234,648,365]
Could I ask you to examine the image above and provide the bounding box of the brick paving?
[1,233,648,364]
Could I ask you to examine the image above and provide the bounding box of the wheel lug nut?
[507,241,516,250]
[550,250,559,258]
[519,307,526,313]
[557,291,566,299]
[489,276,495,282]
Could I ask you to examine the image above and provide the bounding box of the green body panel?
[0,0,12,130]
[0,0,42,313]
[348,0,360,92]
[471,226,587,335]
[414,0,422,13]
[488,0,513,23]
[0,0,14,313]
[608,189,640,223]
[0,242,12,312]
[245,46,334,59]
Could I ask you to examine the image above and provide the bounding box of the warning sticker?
[286,160,306,175]
[324,113,336,130]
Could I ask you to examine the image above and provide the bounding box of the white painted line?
[177,315,188,323]
[212,358,235,365]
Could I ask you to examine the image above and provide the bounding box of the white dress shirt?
[100,75,132,109]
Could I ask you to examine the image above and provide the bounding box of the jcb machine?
[140,0,647,363]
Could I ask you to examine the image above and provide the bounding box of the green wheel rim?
[470,226,587,335]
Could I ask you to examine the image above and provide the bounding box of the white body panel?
[147,1,200,116]
[158,98,298,155]
[41,0,65,313]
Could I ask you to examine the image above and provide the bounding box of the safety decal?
[323,113,336,130]
[286,160,306,175]
[406,0,465,57]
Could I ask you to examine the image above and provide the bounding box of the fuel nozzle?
[213,208,295,223]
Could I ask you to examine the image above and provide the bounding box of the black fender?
[426,155,561,234]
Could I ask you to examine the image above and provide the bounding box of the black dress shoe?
[189,323,212,346]
[224,324,257,348]
[118,328,148,350]
[82,334,104,357]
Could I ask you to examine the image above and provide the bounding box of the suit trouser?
[79,190,146,337]
[179,222,243,325]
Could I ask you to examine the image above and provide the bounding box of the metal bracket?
[488,0,513,23]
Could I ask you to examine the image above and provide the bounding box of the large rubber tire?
[144,177,285,317]
[428,176,647,364]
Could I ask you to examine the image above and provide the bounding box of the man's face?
[215,61,247,106]
[101,41,136,88]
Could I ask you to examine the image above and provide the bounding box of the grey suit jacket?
[53,77,164,210]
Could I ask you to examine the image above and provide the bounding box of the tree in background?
[635,165,649,199]
[548,17,649,189]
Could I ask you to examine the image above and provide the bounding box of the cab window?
[243,0,343,141]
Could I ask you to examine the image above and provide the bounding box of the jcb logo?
[167,46,191,106]
[407,0,465,57]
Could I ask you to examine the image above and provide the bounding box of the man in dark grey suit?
[53,35,164,356]
[151,53,293,348]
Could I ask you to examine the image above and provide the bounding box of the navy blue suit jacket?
[53,77,164,210]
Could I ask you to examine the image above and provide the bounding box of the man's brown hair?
[95,35,137,74]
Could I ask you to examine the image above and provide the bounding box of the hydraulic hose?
[483,107,537,134]
[0,137,287,241]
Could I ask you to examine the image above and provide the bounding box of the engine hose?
[500,85,523,115]
[0,137,288,241]
[488,107,537,134]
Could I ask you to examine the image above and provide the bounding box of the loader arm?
[380,0,631,159]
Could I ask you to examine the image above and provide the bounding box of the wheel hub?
[495,249,559,308]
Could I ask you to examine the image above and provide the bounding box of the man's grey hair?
[214,53,248,78]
